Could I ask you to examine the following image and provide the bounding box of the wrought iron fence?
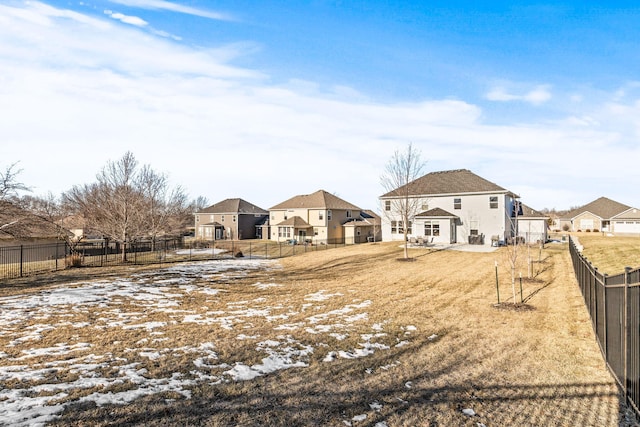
[0,237,353,280]
[569,236,640,417]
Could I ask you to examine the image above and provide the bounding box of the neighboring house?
[379,169,522,246]
[195,198,268,240]
[343,210,382,243]
[269,190,373,244]
[559,197,640,234]
[517,203,549,244]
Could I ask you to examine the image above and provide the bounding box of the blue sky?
[2,0,640,211]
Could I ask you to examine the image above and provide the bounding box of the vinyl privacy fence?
[569,236,640,417]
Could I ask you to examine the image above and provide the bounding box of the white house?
[517,203,549,244]
[379,169,522,246]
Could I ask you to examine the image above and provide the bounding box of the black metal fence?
[569,236,640,417]
[0,237,354,280]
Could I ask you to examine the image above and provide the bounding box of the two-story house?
[379,169,521,246]
[269,190,373,244]
[195,198,268,240]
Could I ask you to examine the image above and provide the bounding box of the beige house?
[269,190,375,244]
[559,197,640,234]
[195,198,268,240]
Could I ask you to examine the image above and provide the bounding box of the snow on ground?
[0,259,419,427]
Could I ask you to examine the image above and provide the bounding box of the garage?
[613,220,640,234]
[611,208,640,234]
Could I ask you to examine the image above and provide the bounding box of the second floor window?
[454,198,461,209]
[489,196,498,209]
[327,210,332,220]
[319,211,324,220]
[385,200,391,211]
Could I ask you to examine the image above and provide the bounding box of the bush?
[562,224,570,232]
[586,229,591,232]
[65,253,83,268]
[593,229,599,233]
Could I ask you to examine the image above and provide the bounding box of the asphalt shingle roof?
[563,197,631,220]
[198,198,268,215]
[415,207,458,218]
[518,203,547,218]
[275,216,312,227]
[380,169,510,198]
[270,190,361,211]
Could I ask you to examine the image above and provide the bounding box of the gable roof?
[415,207,458,218]
[270,190,361,211]
[275,216,313,228]
[380,169,511,198]
[518,203,547,219]
[563,197,631,220]
[198,198,268,215]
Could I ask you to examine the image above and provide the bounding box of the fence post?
[603,273,608,360]
[624,266,632,405]
[55,242,59,271]
[19,245,23,278]
[495,261,500,304]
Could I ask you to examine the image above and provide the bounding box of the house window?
[284,214,288,220]
[319,211,324,220]
[346,210,352,218]
[314,228,319,236]
[470,220,479,235]
[580,219,594,230]
[391,221,398,234]
[233,215,236,222]
[424,221,440,236]
[196,216,199,223]
[489,196,498,209]
[278,227,291,238]
[327,210,332,220]
[221,215,225,222]
[210,215,214,222]
[397,221,412,234]
[385,201,391,211]
[421,204,429,211]
[271,214,275,220]
[454,198,461,209]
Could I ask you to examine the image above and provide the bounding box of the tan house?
[559,197,640,234]
[195,198,268,240]
[269,190,374,244]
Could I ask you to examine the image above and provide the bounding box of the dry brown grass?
[574,233,640,275]
[0,242,632,426]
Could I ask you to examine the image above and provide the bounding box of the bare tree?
[0,163,36,238]
[0,162,30,201]
[65,152,191,262]
[502,200,523,304]
[380,143,426,259]
[65,152,145,262]
[23,193,86,258]
[138,165,190,249]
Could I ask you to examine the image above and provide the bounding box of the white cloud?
[1,2,639,211]
[486,84,552,106]
[108,0,233,21]
[104,10,148,27]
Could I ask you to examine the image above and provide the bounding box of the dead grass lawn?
[0,242,630,426]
